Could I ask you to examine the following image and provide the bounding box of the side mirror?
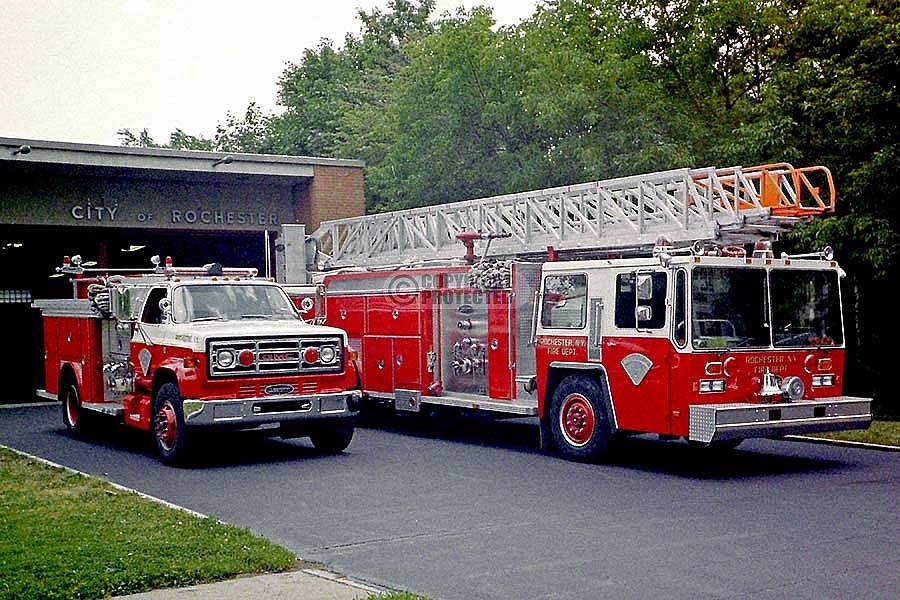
[636,273,653,301]
[159,297,172,322]
[111,285,140,322]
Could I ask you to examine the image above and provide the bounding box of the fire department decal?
[621,353,652,386]
[138,348,152,376]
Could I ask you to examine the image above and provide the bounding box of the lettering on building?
[170,210,280,226]
[67,201,280,228]
[71,202,119,221]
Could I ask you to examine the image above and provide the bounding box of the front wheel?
[153,383,188,465]
[309,418,355,454]
[548,375,611,462]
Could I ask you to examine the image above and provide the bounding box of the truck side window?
[141,288,167,324]
[540,274,587,329]
[614,272,667,329]
[674,269,687,346]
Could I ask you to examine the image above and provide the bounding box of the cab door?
[600,270,673,435]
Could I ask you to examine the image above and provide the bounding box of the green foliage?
[167,128,215,151]
[117,127,161,148]
[369,7,525,209]
[213,102,274,153]
[518,0,695,178]
[268,0,436,163]
[763,0,900,416]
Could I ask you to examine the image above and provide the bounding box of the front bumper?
[688,396,872,443]
[182,390,362,427]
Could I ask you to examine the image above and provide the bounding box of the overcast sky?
[1,1,539,147]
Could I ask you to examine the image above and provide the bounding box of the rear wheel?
[60,375,92,436]
[153,383,188,465]
[548,375,611,462]
[309,418,355,454]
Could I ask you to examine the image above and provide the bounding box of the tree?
[368,7,531,209]
[117,128,161,148]
[166,129,215,151]
[213,102,274,153]
[268,0,435,163]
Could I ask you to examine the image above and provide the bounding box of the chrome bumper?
[688,396,872,443]
[182,390,362,427]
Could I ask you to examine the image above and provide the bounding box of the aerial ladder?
[297,162,835,271]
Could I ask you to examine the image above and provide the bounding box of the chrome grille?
[208,336,344,378]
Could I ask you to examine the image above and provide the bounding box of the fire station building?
[0,137,365,400]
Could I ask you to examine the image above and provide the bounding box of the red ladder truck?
[34,255,362,465]
[282,162,872,461]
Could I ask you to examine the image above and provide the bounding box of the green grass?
[0,447,426,600]
[803,419,900,447]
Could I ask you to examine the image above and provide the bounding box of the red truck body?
[287,250,870,461]
[35,257,362,465]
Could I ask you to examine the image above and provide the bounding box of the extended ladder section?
[308,162,835,268]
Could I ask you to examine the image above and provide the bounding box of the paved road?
[2,402,898,600]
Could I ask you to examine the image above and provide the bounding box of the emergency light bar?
[54,254,256,278]
[55,254,164,275]
[164,259,258,279]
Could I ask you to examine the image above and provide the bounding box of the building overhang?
[0,137,364,183]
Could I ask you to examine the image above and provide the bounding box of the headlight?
[319,345,337,364]
[216,349,235,368]
[699,379,726,393]
[812,374,835,387]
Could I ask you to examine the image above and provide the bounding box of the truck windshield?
[770,269,843,347]
[691,267,769,349]
[690,266,843,349]
[173,284,300,323]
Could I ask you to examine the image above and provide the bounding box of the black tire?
[548,374,611,462]
[60,375,92,437]
[688,438,743,451]
[309,418,355,454]
[153,382,189,465]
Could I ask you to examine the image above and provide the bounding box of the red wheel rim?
[155,401,178,451]
[65,388,79,426]
[560,393,595,447]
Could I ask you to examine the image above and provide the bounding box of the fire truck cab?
[533,241,869,460]
[35,255,362,465]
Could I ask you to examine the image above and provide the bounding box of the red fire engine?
[283,162,872,461]
[34,255,362,465]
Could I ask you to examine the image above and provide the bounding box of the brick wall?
[306,164,365,233]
